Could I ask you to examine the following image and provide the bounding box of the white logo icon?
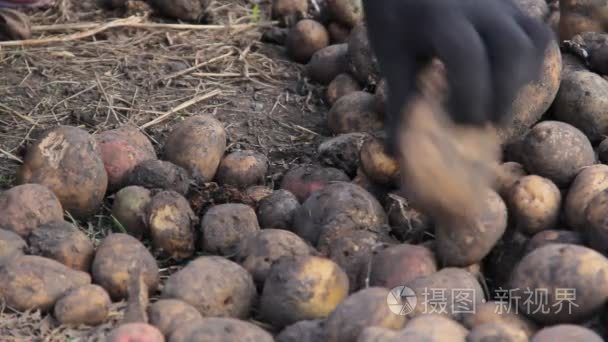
[387,286,417,315]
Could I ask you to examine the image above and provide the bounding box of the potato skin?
[280,164,350,203]
[584,188,608,254]
[148,299,203,337]
[467,322,528,342]
[276,319,325,342]
[0,229,26,266]
[112,186,152,239]
[200,203,260,256]
[525,229,583,254]
[326,73,361,106]
[271,0,308,26]
[510,243,608,324]
[168,317,274,342]
[327,0,363,28]
[286,19,330,64]
[507,175,561,235]
[564,164,608,231]
[369,244,437,290]
[54,284,111,326]
[359,136,399,186]
[328,91,382,135]
[107,323,165,342]
[162,256,256,319]
[318,132,370,177]
[0,255,91,312]
[531,324,603,342]
[126,159,192,195]
[305,43,348,85]
[495,161,528,198]
[215,150,268,189]
[559,0,608,40]
[260,255,349,328]
[461,301,537,338]
[17,126,108,219]
[0,183,64,237]
[164,115,227,183]
[27,220,95,272]
[257,189,300,229]
[521,121,595,187]
[598,138,608,164]
[91,233,159,301]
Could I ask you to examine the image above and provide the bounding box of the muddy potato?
[112,186,152,239]
[328,91,383,135]
[215,150,268,189]
[328,22,350,44]
[584,188,608,253]
[386,194,433,242]
[146,190,197,260]
[271,0,308,26]
[163,256,255,318]
[525,229,584,254]
[495,162,528,198]
[260,255,349,328]
[461,301,537,338]
[359,136,399,186]
[571,32,608,75]
[96,126,156,192]
[324,287,405,342]
[467,322,528,342]
[91,233,159,300]
[235,228,313,286]
[0,229,26,266]
[257,190,300,229]
[369,244,437,290]
[520,121,595,187]
[107,323,165,342]
[0,183,64,237]
[276,319,325,342]
[125,159,191,195]
[28,221,95,272]
[327,0,362,27]
[346,23,380,86]
[286,19,330,63]
[326,73,361,106]
[148,299,203,337]
[169,317,273,342]
[564,164,608,230]
[0,255,91,312]
[559,0,608,40]
[507,175,561,235]
[147,0,209,22]
[305,43,348,85]
[598,138,608,163]
[54,284,111,326]
[531,324,603,342]
[357,327,398,342]
[318,132,369,177]
[17,126,108,219]
[435,189,507,267]
[399,314,469,341]
[510,243,608,324]
[280,164,350,203]
[352,167,392,205]
[244,185,274,209]
[293,181,387,245]
[164,115,226,183]
[484,230,530,288]
[553,69,608,143]
[200,203,260,256]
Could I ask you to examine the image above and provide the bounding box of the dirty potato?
[564,164,608,230]
[584,188,608,253]
[257,189,300,229]
[494,161,528,198]
[280,164,350,203]
[200,203,260,256]
[369,244,437,290]
[215,150,269,189]
[111,185,152,239]
[148,299,203,338]
[525,229,584,254]
[399,314,469,341]
[125,159,192,195]
[328,91,383,135]
[326,0,363,27]
[359,136,399,186]
[306,43,348,85]
[507,175,561,235]
[276,319,325,342]
[346,23,380,86]
[107,323,165,342]
[169,317,274,342]
[531,324,603,342]
[318,132,369,177]
[0,229,26,267]
[326,73,362,106]
[147,0,210,22]
[54,284,111,326]
[286,19,330,63]
[467,322,528,342]
[271,0,308,26]
[461,301,538,338]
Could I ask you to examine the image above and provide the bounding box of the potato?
[507,175,561,235]
[461,301,537,338]
[484,230,530,288]
[27,220,95,272]
[559,0,608,40]
[346,23,380,86]
[598,138,608,163]
[235,228,313,286]
[168,317,273,342]
[510,243,608,324]
[399,314,469,341]
[162,256,256,319]
[327,0,363,28]
[244,185,273,204]
[328,22,350,44]
[276,319,325,342]
[369,244,437,290]
[260,255,349,328]
[147,0,209,22]
[357,327,398,342]
[293,181,387,245]
[305,43,348,85]
[520,121,595,187]
[112,185,152,239]
[571,32,608,75]
[525,229,583,254]
[583,188,608,253]
[564,164,608,230]
[271,0,308,26]
[215,150,268,189]
[467,322,528,342]
[374,79,387,115]
[385,193,433,242]
[318,132,370,177]
[0,183,64,237]
[0,229,26,266]
[96,126,156,192]
[17,126,108,219]
[107,323,164,342]
[200,203,260,256]
[0,255,91,312]
[553,69,608,143]
[286,19,330,63]
[326,73,361,106]
[328,91,383,134]
[406,268,485,321]
[126,159,191,195]
[495,162,528,198]
[280,164,350,203]
[531,324,603,342]
[257,190,300,229]
[146,190,197,260]
[323,287,406,342]
[164,115,227,183]
[91,233,159,300]
[54,284,111,326]
[435,189,507,267]
[359,136,399,186]
[352,167,392,205]
[148,299,203,337]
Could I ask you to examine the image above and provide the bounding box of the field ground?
[0,0,331,340]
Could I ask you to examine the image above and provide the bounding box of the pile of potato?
[3,0,608,340]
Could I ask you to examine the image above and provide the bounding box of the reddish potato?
[54,284,111,326]
[112,186,152,239]
[507,175,561,235]
[107,323,165,342]
[200,203,260,256]
[318,132,369,177]
[257,190,300,229]
[305,43,348,85]
[280,164,350,203]
[564,164,608,231]
[215,150,268,189]
[148,299,203,337]
[126,159,191,195]
[0,229,26,266]
[286,19,330,63]
[328,91,382,135]
[326,73,362,106]
[369,244,437,290]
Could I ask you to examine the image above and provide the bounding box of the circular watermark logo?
[387,286,417,315]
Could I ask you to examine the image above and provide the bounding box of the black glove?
[362,0,553,156]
